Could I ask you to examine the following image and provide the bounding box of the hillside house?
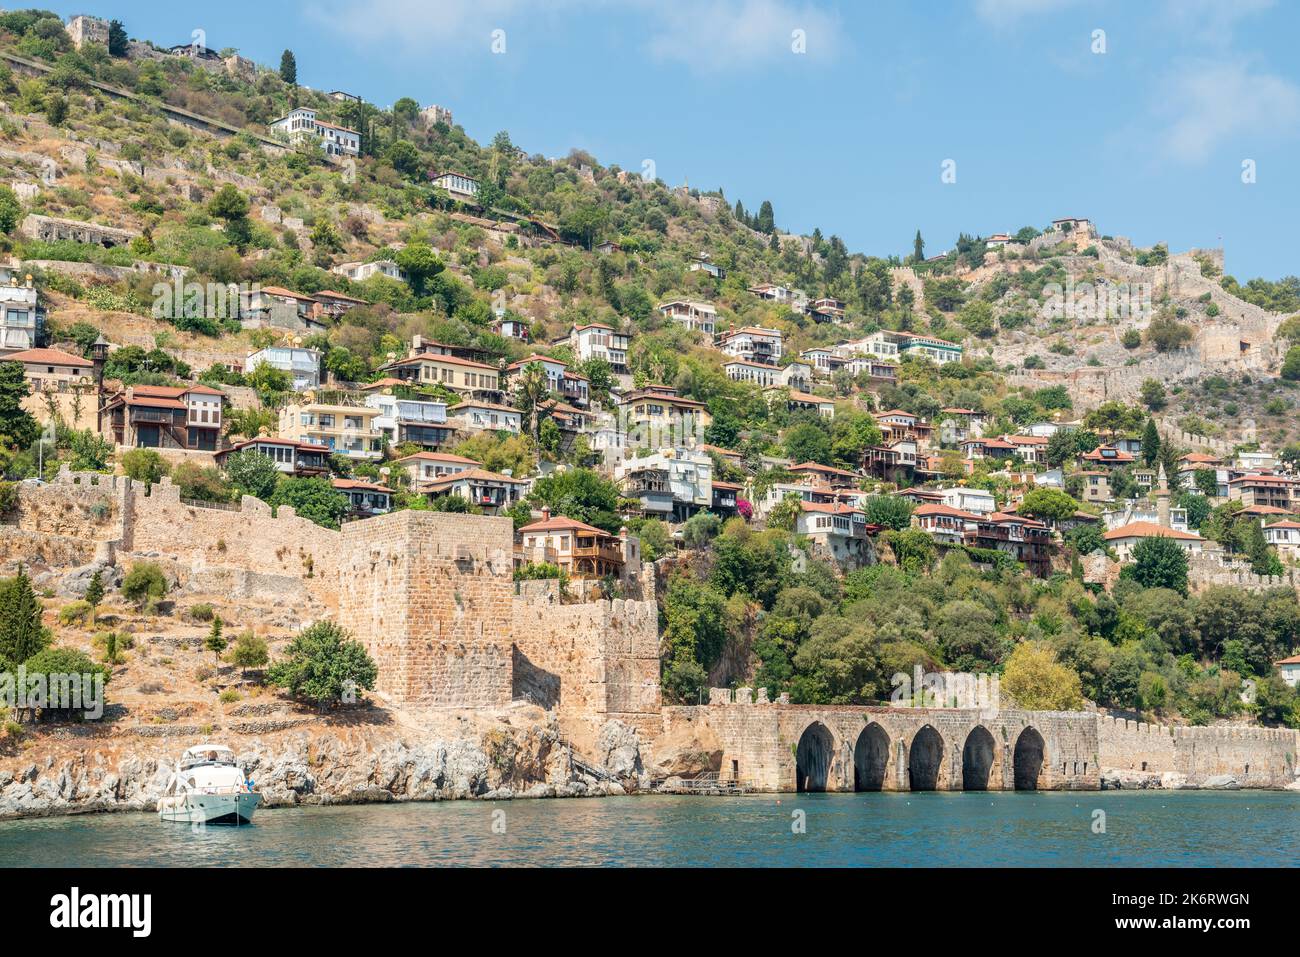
[330,260,405,284]
[214,438,330,477]
[657,300,717,335]
[332,478,393,517]
[397,451,481,485]
[1102,522,1204,562]
[271,108,360,158]
[1229,473,1299,512]
[279,399,382,461]
[245,345,322,392]
[380,352,502,401]
[515,510,627,580]
[716,326,783,365]
[4,347,92,394]
[430,171,481,202]
[103,384,225,452]
[796,502,874,567]
[449,400,522,435]
[568,323,630,376]
[420,468,525,514]
[0,276,45,354]
[365,392,451,448]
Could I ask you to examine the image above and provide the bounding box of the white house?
[716,326,783,365]
[615,447,712,521]
[1102,522,1204,562]
[398,451,481,485]
[658,300,716,335]
[271,108,360,158]
[430,171,481,202]
[364,392,450,448]
[331,260,406,284]
[938,487,996,516]
[0,277,43,354]
[1276,654,1300,688]
[450,400,522,434]
[569,323,630,376]
[245,346,322,391]
[1262,520,1300,558]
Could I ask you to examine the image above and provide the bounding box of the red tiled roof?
[332,478,393,493]
[385,352,498,372]
[4,347,92,367]
[424,468,525,489]
[1275,654,1300,666]
[914,503,982,521]
[1102,521,1203,542]
[398,451,481,465]
[519,514,612,535]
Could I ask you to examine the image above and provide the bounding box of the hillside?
[0,8,1299,737]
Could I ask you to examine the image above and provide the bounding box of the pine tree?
[279,50,297,85]
[1141,418,1160,466]
[84,570,104,625]
[107,20,128,57]
[205,615,227,663]
[0,567,50,665]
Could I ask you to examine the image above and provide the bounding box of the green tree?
[83,569,104,623]
[205,615,226,663]
[766,492,803,532]
[270,477,349,530]
[279,49,297,85]
[888,528,935,573]
[0,361,38,450]
[393,243,445,296]
[384,140,421,178]
[1130,535,1189,595]
[1283,345,1300,382]
[784,421,832,465]
[121,562,167,609]
[223,448,281,501]
[1139,379,1167,412]
[1141,419,1161,465]
[0,185,21,235]
[862,495,914,531]
[0,567,50,664]
[1018,488,1080,525]
[266,620,378,708]
[120,447,170,485]
[207,184,251,249]
[527,468,621,533]
[107,19,127,57]
[1001,642,1084,711]
[1193,468,1219,498]
[231,631,269,675]
[912,229,924,263]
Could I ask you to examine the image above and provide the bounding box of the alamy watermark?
[890,666,1000,712]
[1040,278,1153,322]
[1,666,104,719]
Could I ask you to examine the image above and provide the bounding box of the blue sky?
[54,0,1300,278]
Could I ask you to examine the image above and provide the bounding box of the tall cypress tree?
[0,567,50,665]
[107,20,128,57]
[1141,418,1160,466]
[279,50,297,85]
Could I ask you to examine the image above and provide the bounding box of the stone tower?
[1156,463,1171,528]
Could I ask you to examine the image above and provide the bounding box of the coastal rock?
[1201,774,1240,790]
[1100,768,1164,790]
[596,720,642,778]
[646,722,722,779]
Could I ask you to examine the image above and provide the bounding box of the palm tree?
[513,361,551,442]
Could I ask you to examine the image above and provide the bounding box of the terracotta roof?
[257,286,317,301]
[450,401,521,414]
[1275,654,1300,666]
[519,514,612,536]
[398,451,481,465]
[711,480,744,491]
[1238,504,1293,515]
[1180,452,1221,464]
[1102,521,1203,542]
[1005,434,1048,445]
[914,503,982,521]
[423,468,525,488]
[385,352,498,372]
[359,377,409,390]
[332,478,393,493]
[3,347,92,367]
[987,511,1046,528]
[1264,520,1300,529]
[800,501,864,516]
[787,391,834,404]
[1229,473,1297,486]
[875,409,916,418]
[314,289,369,303]
[507,354,567,371]
[790,461,857,477]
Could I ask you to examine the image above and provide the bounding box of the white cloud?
[303,0,841,71]
[972,0,1081,25]
[642,0,843,72]
[1158,0,1274,46]
[1155,60,1300,162]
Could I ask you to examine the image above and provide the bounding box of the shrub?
[230,631,268,673]
[218,689,241,704]
[187,603,215,622]
[121,562,167,608]
[57,600,92,627]
[120,448,169,485]
[266,620,378,708]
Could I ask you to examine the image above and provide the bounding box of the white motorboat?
[158,744,261,825]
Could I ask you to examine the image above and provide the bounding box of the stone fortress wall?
[1097,715,1296,788]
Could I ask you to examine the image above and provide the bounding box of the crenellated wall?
[1097,715,1297,788]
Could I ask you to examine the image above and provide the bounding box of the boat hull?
[158,792,261,826]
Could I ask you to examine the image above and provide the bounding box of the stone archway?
[961,726,997,791]
[908,725,944,791]
[1013,727,1045,791]
[854,723,889,792]
[795,722,835,793]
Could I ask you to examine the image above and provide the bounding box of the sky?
[51,0,1300,278]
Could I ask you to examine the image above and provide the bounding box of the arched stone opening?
[907,725,944,791]
[854,723,889,791]
[961,726,996,791]
[1013,727,1045,791]
[795,722,835,793]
